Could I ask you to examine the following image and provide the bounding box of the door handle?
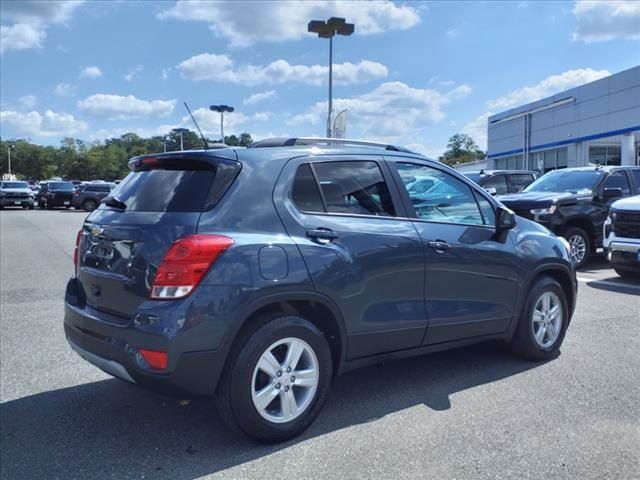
[307,228,339,243]
[428,240,451,252]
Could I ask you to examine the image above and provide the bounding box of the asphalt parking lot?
[1,208,638,480]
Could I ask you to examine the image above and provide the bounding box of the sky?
[1,0,639,157]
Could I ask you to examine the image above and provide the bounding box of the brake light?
[73,229,82,276]
[139,349,168,370]
[151,234,233,299]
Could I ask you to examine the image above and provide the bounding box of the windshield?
[48,182,75,191]
[1,182,29,189]
[524,170,604,194]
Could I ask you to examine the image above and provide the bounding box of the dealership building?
[486,65,640,172]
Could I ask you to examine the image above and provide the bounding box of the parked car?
[65,138,577,443]
[36,181,76,209]
[0,181,35,209]
[72,183,115,211]
[603,195,640,279]
[463,170,538,195]
[498,166,640,267]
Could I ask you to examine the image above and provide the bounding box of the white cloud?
[446,28,461,38]
[0,1,84,54]
[79,66,102,79]
[487,68,611,110]
[157,108,272,138]
[161,68,171,80]
[77,94,176,120]
[159,0,421,47]
[0,109,87,137]
[446,84,472,100]
[462,112,492,150]
[19,94,37,108]
[124,64,143,82]
[177,53,388,86]
[463,67,612,150]
[243,90,276,106]
[54,82,77,97]
[573,0,640,43]
[287,81,451,141]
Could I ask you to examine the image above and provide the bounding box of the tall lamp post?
[209,105,234,142]
[172,128,189,151]
[308,17,354,138]
[7,145,15,177]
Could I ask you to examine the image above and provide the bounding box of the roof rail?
[250,137,417,154]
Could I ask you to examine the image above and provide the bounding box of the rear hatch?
[77,152,240,319]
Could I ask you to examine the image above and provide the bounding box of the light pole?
[308,17,354,138]
[163,135,170,152]
[7,145,15,177]
[172,128,189,151]
[209,105,234,143]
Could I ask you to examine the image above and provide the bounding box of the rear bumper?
[64,298,226,398]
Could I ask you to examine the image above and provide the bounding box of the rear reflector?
[139,349,168,370]
[73,229,82,276]
[150,234,233,299]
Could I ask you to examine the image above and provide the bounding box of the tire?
[28,205,34,210]
[46,202,53,210]
[510,276,569,361]
[563,226,590,268]
[215,315,333,443]
[614,268,640,280]
[83,199,98,212]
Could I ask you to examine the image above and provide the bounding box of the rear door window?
[604,171,631,196]
[508,174,535,193]
[481,174,508,195]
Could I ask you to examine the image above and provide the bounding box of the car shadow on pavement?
[0,343,546,479]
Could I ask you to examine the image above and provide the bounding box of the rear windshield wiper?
[101,196,127,210]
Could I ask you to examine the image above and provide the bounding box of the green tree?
[439,134,486,166]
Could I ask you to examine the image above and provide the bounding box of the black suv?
[498,166,640,267]
[65,138,577,443]
[463,170,538,195]
[72,183,115,211]
[36,181,76,209]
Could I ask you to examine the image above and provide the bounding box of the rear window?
[110,157,240,212]
[48,182,75,191]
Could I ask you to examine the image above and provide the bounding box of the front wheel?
[510,276,569,361]
[215,315,333,443]
[563,227,590,268]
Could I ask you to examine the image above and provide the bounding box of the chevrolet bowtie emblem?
[91,226,104,236]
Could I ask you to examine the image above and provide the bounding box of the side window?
[86,186,98,192]
[396,163,485,226]
[292,164,324,212]
[631,170,640,191]
[312,161,396,216]
[509,174,535,193]
[98,186,111,193]
[481,174,508,195]
[473,191,496,225]
[604,171,631,196]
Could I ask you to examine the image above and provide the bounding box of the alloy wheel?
[532,291,563,348]
[568,234,587,265]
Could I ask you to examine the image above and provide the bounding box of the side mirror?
[496,206,516,231]
[484,187,497,196]
[602,188,623,200]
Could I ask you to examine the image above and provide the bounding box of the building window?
[531,147,568,173]
[589,146,621,166]
[494,154,522,170]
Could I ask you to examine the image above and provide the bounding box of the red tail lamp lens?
[151,234,233,299]
[139,349,168,370]
[74,229,82,276]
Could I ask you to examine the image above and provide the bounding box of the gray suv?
[72,183,115,211]
[64,138,577,443]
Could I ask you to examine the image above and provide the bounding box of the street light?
[7,145,15,177]
[172,128,189,151]
[308,17,354,137]
[209,105,234,142]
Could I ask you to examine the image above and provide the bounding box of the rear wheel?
[215,315,333,443]
[563,227,590,268]
[510,276,569,361]
[83,199,98,212]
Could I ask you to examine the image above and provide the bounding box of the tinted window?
[48,182,75,191]
[112,170,216,212]
[292,164,324,212]
[604,171,631,196]
[632,170,640,189]
[1,182,29,189]
[525,170,604,194]
[396,163,485,225]
[482,174,508,195]
[473,191,496,225]
[312,161,395,217]
[509,174,535,193]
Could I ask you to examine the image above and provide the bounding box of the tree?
[439,134,486,166]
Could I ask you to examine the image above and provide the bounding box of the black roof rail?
[249,137,417,154]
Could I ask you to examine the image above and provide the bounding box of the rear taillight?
[73,229,82,276]
[139,349,168,370]
[151,234,233,299]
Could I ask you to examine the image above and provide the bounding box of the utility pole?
[7,145,15,177]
